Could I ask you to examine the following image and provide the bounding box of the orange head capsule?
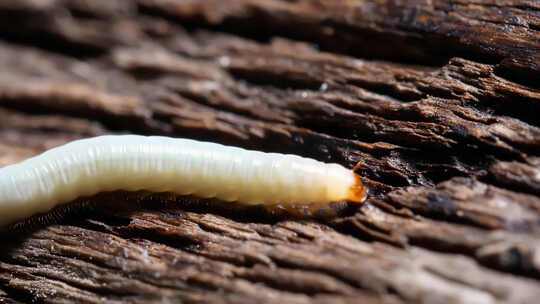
[348,173,368,204]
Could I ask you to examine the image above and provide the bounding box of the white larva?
[0,135,366,226]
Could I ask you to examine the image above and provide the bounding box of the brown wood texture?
[0,0,539,303]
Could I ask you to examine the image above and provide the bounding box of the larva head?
[348,173,368,203]
[325,164,367,204]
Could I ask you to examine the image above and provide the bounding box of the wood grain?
[0,0,538,303]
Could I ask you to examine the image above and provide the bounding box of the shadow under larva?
[2,190,366,237]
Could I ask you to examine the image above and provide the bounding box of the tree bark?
[0,1,539,303]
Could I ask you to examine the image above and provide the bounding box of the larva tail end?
[348,173,368,204]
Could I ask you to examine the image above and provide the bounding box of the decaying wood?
[0,0,539,303]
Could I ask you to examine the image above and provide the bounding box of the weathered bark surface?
[0,0,539,303]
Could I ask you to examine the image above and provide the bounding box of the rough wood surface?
[0,1,539,303]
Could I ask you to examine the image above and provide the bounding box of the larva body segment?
[0,135,366,226]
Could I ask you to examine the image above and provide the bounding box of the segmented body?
[0,135,366,226]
